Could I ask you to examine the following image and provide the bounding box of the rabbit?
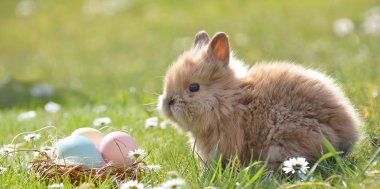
[158,31,361,169]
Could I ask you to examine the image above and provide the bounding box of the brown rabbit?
[158,31,361,169]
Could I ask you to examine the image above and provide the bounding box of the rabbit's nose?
[168,98,175,106]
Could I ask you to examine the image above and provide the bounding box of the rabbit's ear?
[193,31,210,48]
[208,32,230,66]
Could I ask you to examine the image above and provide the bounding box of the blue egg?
[56,135,103,168]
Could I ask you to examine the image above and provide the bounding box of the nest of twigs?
[27,150,146,186]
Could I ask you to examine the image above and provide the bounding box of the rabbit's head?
[159,31,242,133]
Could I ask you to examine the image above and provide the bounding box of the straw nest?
[27,150,146,186]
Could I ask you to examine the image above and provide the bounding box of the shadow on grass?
[0,78,90,109]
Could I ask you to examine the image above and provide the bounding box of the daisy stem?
[297,172,307,181]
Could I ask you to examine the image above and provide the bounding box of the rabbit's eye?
[189,83,200,92]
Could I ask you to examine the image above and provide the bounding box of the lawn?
[0,0,379,188]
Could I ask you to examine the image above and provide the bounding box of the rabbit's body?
[159,31,361,168]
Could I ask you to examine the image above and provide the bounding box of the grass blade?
[208,142,221,185]
[306,152,334,181]
[244,161,267,187]
[363,147,380,173]
[321,133,346,172]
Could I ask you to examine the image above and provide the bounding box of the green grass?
[1,0,380,188]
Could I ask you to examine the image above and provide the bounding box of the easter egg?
[56,135,103,168]
[71,127,104,149]
[99,131,138,165]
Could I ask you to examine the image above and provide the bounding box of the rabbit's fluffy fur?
[159,31,361,168]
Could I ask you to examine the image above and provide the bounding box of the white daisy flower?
[372,160,378,166]
[15,0,36,17]
[282,157,310,174]
[94,105,107,113]
[44,101,61,113]
[333,18,354,37]
[120,180,144,189]
[17,110,37,121]
[151,187,164,189]
[0,167,7,174]
[83,0,133,16]
[128,149,147,159]
[93,117,112,127]
[0,144,15,155]
[33,151,40,158]
[23,133,41,142]
[48,183,64,188]
[161,178,186,189]
[145,117,158,129]
[167,171,180,178]
[159,121,168,129]
[146,164,161,171]
[40,146,53,153]
[363,7,380,36]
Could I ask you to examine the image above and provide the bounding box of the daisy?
[0,167,7,174]
[167,171,179,178]
[159,121,168,129]
[94,105,107,113]
[17,110,37,121]
[82,0,130,16]
[44,101,61,113]
[145,117,158,129]
[40,146,54,156]
[33,151,40,158]
[333,18,354,37]
[23,133,41,142]
[363,7,380,36]
[128,149,146,159]
[161,178,186,189]
[282,157,310,174]
[93,117,112,127]
[15,0,36,17]
[40,146,53,153]
[48,183,64,188]
[120,180,144,189]
[0,144,15,155]
[146,164,162,171]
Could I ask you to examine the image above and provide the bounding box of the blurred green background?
[0,0,380,187]
[0,0,379,108]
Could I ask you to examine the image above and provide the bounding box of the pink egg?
[99,131,138,165]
